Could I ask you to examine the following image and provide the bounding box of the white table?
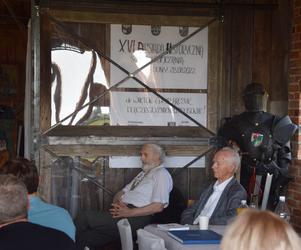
[144,224,226,250]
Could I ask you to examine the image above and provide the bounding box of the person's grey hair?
[144,143,166,163]
[0,174,28,224]
[220,147,241,171]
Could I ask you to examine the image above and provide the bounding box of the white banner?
[109,24,208,168]
[110,24,208,89]
[109,156,205,168]
[110,92,207,126]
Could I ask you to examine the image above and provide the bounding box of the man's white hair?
[219,147,241,171]
[144,143,166,163]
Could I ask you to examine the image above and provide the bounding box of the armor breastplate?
[219,111,294,199]
[231,112,276,166]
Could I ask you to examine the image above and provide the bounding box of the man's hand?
[109,201,133,218]
[109,202,164,218]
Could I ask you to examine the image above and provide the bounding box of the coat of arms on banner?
[122,25,132,35]
[179,26,189,37]
[251,132,264,147]
[151,25,161,36]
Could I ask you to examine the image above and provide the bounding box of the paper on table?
[157,223,190,231]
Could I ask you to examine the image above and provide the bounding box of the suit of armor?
[218,112,291,199]
[218,83,296,208]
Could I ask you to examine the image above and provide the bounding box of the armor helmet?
[243,82,268,112]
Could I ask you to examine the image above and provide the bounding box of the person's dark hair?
[0,158,39,194]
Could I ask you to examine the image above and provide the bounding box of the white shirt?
[122,164,173,208]
[193,177,233,224]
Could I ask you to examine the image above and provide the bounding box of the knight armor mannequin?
[218,82,297,208]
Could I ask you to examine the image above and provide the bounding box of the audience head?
[0,158,39,194]
[221,209,301,250]
[0,174,28,225]
[140,144,165,172]
[212,147,240,183]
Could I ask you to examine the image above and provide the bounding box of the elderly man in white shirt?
[181,147,247,225]
[75,143,173,250]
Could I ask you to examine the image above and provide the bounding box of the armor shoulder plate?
[273,115,298,145]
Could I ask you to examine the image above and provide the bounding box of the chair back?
[151,186,186,224]
[137,229,166,250]
[117,218,133,250]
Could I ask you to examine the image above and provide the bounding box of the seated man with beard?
[75,143,173,250]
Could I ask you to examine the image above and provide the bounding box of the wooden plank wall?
[222,0,291,119]
[0,27,26,105]
[37,0,292,211]
[0,26,27,156]
[0,0,30,157]
[0,1,28,79]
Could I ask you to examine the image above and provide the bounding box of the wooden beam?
[42,1,215,18]
[44,144,211,157]
[44,125,214,138]
[40,0,278,14]
[47,10,212,26]
[40,0,277,26]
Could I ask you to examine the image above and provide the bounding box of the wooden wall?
[0,27,25,156]
[0,0,29,156]
[0,28,26,105]
[35,0,292,211]
[222,0,291,118]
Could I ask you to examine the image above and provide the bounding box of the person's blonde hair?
[221,209,301,250]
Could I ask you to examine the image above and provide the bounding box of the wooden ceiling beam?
[47,10,212,26]
[40,1,214,17]
[39,0,278,15]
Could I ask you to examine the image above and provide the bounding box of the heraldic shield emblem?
[151,25,161,36]
[251,132,264,147]
[122,25,132,35]
[179,26,189,37]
